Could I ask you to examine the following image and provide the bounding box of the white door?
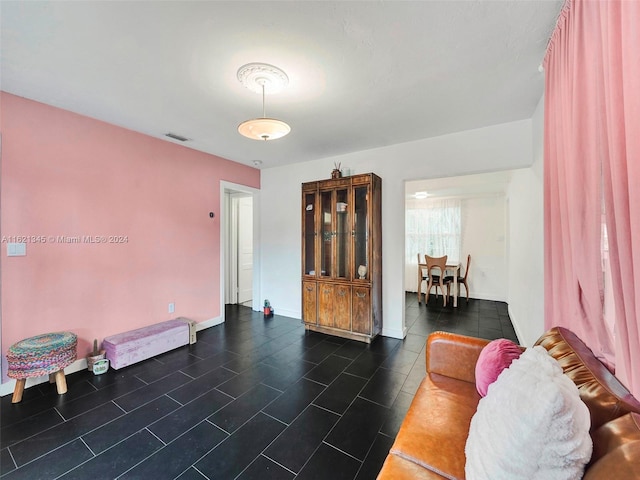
[237,196,253,304]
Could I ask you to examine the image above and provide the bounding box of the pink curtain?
[599,0,640,395]
[544,0,640,396]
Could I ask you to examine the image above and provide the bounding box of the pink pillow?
[475,339,522,397]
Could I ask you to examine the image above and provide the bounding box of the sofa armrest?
[426,331,490,384]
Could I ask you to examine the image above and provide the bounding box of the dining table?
[417,260,462,307]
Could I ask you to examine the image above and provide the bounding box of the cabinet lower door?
[318,283,351,330]
[333,284,352,331]
[302,281,317,325]
[352,287,371,335]
[318,284,335,328]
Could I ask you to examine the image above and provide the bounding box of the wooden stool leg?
[54,370,67,395]
[49,373,56,384]
[12,378,26,403]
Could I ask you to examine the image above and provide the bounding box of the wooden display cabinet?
[301,173,382,343]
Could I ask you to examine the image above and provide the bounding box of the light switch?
[7,243,26,256]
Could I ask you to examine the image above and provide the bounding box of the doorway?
[231,194,253,306]
[221,182,260,317]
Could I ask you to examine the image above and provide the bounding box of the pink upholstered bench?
[104,319,192,369]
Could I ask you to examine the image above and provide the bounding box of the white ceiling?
[1,1,562,169]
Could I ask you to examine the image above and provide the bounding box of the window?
[406,197,461,265]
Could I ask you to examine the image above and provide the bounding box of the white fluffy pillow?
[465,346,592,480]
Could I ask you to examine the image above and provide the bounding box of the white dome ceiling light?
[237,63,291,141]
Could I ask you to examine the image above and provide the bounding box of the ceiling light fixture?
[237,63,291,141]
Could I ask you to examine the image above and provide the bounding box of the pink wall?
[0,93,260,381]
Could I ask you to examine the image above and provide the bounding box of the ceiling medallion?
[237,63,289,94]
[237,63,291,141]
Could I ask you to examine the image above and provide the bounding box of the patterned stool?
[7,332,77,403]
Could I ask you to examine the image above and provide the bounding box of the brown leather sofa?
[377,327,640,479]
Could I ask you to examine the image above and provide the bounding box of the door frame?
[220,181,260,324]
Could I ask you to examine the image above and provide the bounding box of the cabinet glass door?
[335,188,349,279]
[353,185,369,280]
[303,191,316,275]
[320,190,332,278]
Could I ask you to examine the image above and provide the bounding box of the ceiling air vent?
[165,132,190,142]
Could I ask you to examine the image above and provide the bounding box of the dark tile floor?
[1,293,518,479]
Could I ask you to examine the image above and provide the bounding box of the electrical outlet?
[168,302,175,314]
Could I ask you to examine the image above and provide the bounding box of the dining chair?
[446,254,471,303]
[417,254,428,304]
[424,254,452,306]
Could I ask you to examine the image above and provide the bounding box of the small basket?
[92,358,110,375]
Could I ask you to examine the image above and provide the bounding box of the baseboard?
[469,292,507,303]
[382,324,407,340]
[269,308,300,320]
[196,316,223,331]
[507,304,527,346]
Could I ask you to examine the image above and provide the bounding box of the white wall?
[461,195,508,301]
[260,119,533,340]
[506,95,545,346]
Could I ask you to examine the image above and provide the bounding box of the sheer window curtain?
[405,198,461,289]
[544,0,640,396]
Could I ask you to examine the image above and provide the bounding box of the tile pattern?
[1,294,517,479]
